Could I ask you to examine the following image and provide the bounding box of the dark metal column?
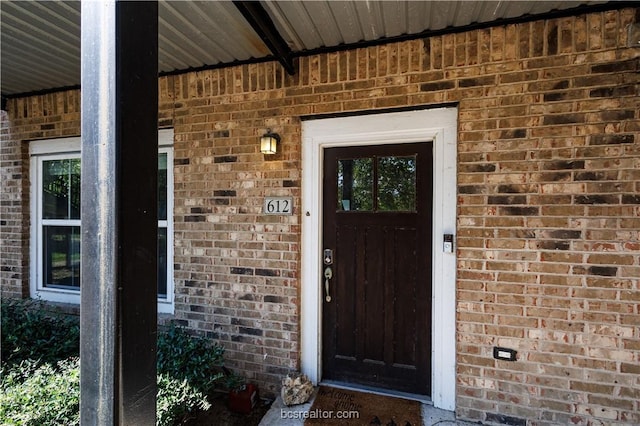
[80,1,158,424]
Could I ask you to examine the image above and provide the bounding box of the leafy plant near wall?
[156,321,227,423]
[157,321,226,393]
[0,358,80,426]
[0,358,215,426]
[0,299,235,426]
[1,298,80,368]
[156,374,211,426]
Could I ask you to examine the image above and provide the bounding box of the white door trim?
[301,107,458,410]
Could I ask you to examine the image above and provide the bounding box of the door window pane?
[42,159,81,219]
[377,156,416,211]
[337,158,373,211]
[43,226,81,289]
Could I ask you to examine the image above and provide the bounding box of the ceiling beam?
[233,1,295,75]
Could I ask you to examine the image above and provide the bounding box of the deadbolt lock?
[323,249,333,265]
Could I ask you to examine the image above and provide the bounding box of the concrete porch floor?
[259,388,479,426]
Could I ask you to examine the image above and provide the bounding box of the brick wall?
[1,96,82,299]
[1,7,638,425]
[450,10,640,425]
[0,110,26,299]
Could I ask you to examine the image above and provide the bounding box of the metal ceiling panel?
[158,1,269,72]
[264,0,608,52]
[1,1,81,94]
[326,1,363,45]
[263,1,320,50]
[0,0,615,96]
[353,1,386,40]
[0,0,269,95]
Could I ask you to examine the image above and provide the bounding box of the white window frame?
[30,129,175,314]
[157,144,174,313]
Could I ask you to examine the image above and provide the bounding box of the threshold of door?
[320,380,432,404]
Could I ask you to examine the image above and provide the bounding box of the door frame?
[301,107,457,411]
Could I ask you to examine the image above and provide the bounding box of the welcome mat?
[305,386,422,426]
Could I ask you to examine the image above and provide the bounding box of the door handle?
[324,267,333,302]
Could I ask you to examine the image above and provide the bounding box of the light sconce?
[260,129,280,154]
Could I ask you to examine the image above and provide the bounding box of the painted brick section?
[1,7,639,424]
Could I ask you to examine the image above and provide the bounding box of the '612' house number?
[263,197,293,215]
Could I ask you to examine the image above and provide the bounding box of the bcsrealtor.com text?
[280,409,360,420]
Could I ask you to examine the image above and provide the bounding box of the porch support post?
[80,1,158,424]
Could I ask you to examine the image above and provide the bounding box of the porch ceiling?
[0,0,613,98]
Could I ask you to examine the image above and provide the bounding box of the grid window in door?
[336,155,417,212]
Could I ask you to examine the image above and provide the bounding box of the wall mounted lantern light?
[260,129,280,154]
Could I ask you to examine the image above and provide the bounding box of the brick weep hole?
[1,7,639,426]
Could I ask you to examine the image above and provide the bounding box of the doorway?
[301,107,457,410]
[321,142,432,395]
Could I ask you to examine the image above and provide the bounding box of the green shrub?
[1,299,79,368]
[157,321,225,394]
[0,360,217,426]
[1,301,231,425]
[0,358,80,426]
[157,374,211,426]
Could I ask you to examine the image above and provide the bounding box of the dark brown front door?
[322,142,433,395]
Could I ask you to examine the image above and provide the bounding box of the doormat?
[304,386,422,426]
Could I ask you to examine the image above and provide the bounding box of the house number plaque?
[263,197,293,215]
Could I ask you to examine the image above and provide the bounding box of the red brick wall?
[1,7,638,425]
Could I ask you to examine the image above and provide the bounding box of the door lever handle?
[324,267,333,302]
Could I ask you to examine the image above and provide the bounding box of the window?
[157,148,172,301]
[337,155,417,212]
[30,130,174,313]
[40,156,82,290]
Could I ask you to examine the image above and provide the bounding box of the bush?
[1,299,79,367]
[0,299,232,425]
[0,358,80,426]
[156,322,227,423]
[157,321,226,394]
[0,359,212,426]
[157,374,211,426]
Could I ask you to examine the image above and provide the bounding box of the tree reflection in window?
[337,155,416,212]
[43,159,81,220]
[39,154,170,295]
[337,158,373,211]
[377,156,416,211]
